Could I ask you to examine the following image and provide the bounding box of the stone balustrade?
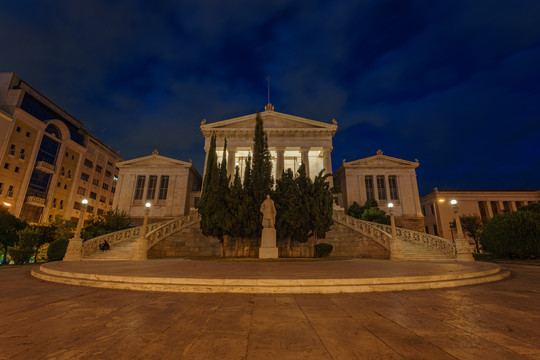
[147,212,201,249]
[332,211,392,250]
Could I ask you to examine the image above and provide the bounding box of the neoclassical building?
[112,151,201,222]
[334,150,424,231]
[200,104,337,184]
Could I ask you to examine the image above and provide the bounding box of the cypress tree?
[251,112,273,210]
[199,133,218,236]
[310,170,334,247]
[241,154,259,239]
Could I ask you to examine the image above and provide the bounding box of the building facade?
[334,150,424,231]
[421,188,540,241]
[112,151,202,221]
[200,104,337,184]
[0,73,121,224]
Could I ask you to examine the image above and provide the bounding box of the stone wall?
[148,221,389,259]
[395,216,425,232]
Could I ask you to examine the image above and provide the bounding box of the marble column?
[227,148,236,180]
[276,147,285,179]
[300,147,310,177]
[323,148,333,187]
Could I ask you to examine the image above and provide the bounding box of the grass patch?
[473,252,540,265]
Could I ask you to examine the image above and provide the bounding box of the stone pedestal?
[259,228,278,259]
[455,237,474,261]
[63,237,82,261]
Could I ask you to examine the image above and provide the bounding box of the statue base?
[259,228,278,259]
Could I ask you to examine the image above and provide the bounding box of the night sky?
[1,1,539,196]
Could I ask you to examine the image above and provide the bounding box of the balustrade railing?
[82,220,171,256]
[333,211,456,258]
[147,212,201,249]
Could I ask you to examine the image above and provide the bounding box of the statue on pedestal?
[260,195,276,229]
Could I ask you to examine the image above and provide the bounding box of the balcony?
[35,161,55,174]
[25,196,46,207]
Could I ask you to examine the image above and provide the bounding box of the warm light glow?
[450,199,457,205]
[145,202,151,208]
[2,202,12,207]
[82,199,88,205]
[438,199,445,203]
[235,162,239,166]
[388,202,394,208]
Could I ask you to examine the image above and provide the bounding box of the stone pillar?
[453,203,474,261]
[323,148,333,187]
[389,207,404,260]
[63,201,87,261]
[276,147,285,179]
[133,206,150,260]
[300,148,310,177]
[227,148,236,180]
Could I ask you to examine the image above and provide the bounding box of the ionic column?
[323,148,333,187]
[276,147,285,179]
[202,146,210,182]
[300,148,310,177]
[227,148,236,180]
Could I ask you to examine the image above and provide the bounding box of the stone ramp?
[32,259,510,294]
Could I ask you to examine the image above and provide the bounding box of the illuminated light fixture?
[438,199,445,203]
[2,202,12,207]
[235,162,239,166]
[388,202,394,208]
[113,175,118,181]
[82,199,88,205]
[450,199,457,205]
[145,202,151,208]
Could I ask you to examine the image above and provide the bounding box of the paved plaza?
[1,262,540,359]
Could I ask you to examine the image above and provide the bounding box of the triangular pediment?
[201,110,336,131]
[118,154,192,168]
[344,152,419,169]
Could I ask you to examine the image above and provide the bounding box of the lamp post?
[388,203,404,260]
[451,199,474,261]
[63,199,88,261]
[132,202,151,260]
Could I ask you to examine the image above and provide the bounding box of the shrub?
[47,238,70,262]
[9,227,41,265]
[315,243,333,257]
[480,211,540,259]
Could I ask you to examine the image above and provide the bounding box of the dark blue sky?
[1,0,539,195]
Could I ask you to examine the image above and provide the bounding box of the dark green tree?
[0,208,26,265]
[460,215,486,253]
[81,209,131,240]
[347,199,389,225]
[518,201,540,214]
[274,168,303,256]
[347,202,363,218]
[251,112,273,215]
[309,170,334,248]
[9,227,40,265]
[239,154,260,242]
[199,133,219,237]
[293,163,313,244]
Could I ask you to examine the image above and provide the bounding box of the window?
[64,184,67,189]
[109,200,113,206]
[59,200,64,209]
[365,176,374,200]
[92,179,100,186]
[433,225,438,236]
[158,176,169,200]
[102,183,109,190]
[77,187,86,196]
[26,131,30,137]
[9,144,15,156]
[81,173,89,181]
[84,159,93,168]
[95,165,102,173]
[425,226,429,234]
[14,167,19,173]
[107,161,113,167]
[16,126,21,132]
[52,198,57,208]
[100,196,106,203]
[97,209,104,216]
[86,205,94,214]
[503,201,511,212]
[67,170,71,179]
[515,201,523,209]
[105,170,112,178]
[376,175,387,200]
[4,163,9,169]
[491,201,499,215]
[19,149,25,160]
[65,151,69,157]
[111,187,116,194]
[0,183,3,195]
[7,185,14,197]
[90,191,97,200]
[388,175,399,200]
[478,201,488,217]
[71,155,75,160]
[134,175,145,200]
[57,182,61,188]
[422,206,426,216]
[61,167,65,176]
[146,175,157,200]
[430,204,435,214]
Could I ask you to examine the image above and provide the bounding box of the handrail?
[332,211,392,250]
[147,212,201,249]
[81,220,171,256]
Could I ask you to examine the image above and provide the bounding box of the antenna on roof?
[265,75,274,111]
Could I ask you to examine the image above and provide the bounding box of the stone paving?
[1,263,539,359]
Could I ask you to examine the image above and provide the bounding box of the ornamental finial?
[152,149,159,155]
[377,149,383,155]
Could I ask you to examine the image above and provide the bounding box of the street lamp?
[388,203,404,260]
[450,199,474,261]
[133,202,151,260]
[63,199,88,261]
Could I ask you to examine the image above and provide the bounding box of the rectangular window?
[111,187,116,194]
[4,163,9,169]
[0,183,3,195]
[100,196,106,203]
[388,175,399,200]
[491,201,499,215]
[90,191,97,200]
[422,206,426,216]
[425,226,429,234]
[26,131,30,137]
[61,167,65,176]
[81,173,89,181]
[478,201,488,217]
[93,179,99,186]
[59,200,64,210]
[7,185,14,197]
[95,165,102,173]
[430,204,435,214]
[102,183,109,190]
[9,144,16,156]
[77,187,86,196]
[19,149,25,160]
[105,170,112,178]
[365,176,374,200]
[84,159,93,168]
[86,205,94,214]
[134,175,145,200]
[515,201,523,209]
[146,175,157,200]
[52,198,57,208]
[503,201,511,212]
[14,166,19,173]
[16,126,21,132]
[158,176,169,200]
[433,225,438,236]
[67,170,71,179]
[376,175,387,200]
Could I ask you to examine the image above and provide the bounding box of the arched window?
[45,124,62,140]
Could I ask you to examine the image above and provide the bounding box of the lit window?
[146,175,157,200]
[388,175,399,201]
[376,175,387,200]
[134,175,145,200]
[365,176,374,200]
[158,176,169,200]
